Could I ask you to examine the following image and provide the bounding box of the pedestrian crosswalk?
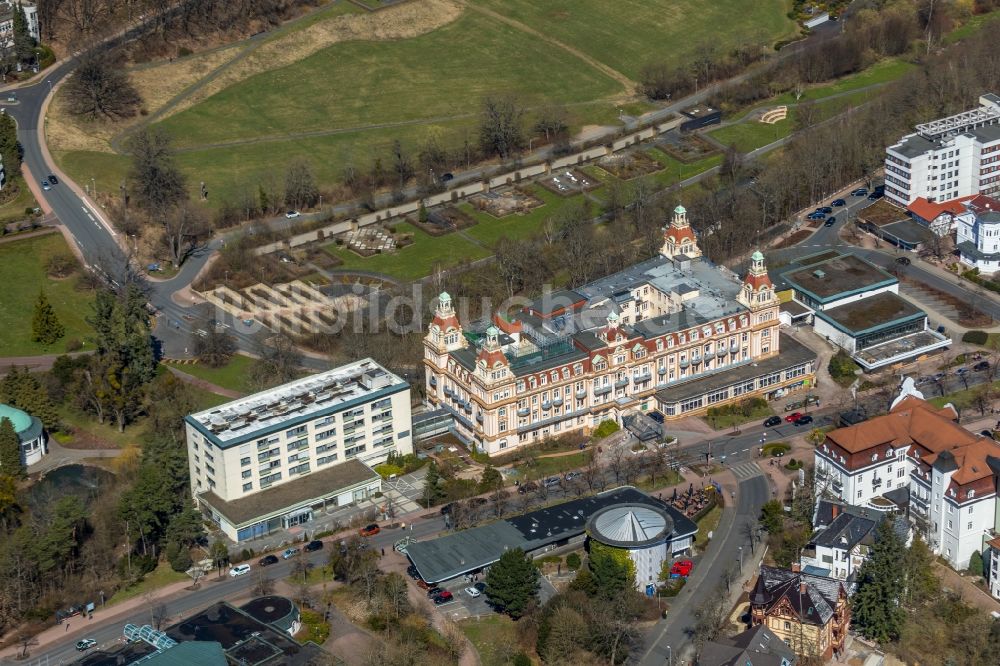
[731,462,763,480]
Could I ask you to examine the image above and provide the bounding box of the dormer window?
[968,489,976,499]
[886,448,894,457]
[949,488,956,497]
[871,453,878,462]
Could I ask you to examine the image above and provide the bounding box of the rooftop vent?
[813,270,826,279]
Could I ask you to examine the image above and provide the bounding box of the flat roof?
[199,459,379,527]
[876,219,932,245]
[782,253,896,302]
[405,487,696,584]
[655,334,816,404]
[780,299,811,317]
[185,358,407,449]
[816,291,923,335]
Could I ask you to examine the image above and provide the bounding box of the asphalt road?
[8,517,445,666]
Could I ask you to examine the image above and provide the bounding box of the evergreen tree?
[478,464,502,493]
[852,520,907,643]
[902,535,938,607]
[485,547,539,619]
[423,460,443,507]
[11,3,34,65]
[0,113,20,175]
[0,417,23,478]
[589,541,635,598]
[2,367,58,429]
[968,550,985,577]
[31,290,65,345]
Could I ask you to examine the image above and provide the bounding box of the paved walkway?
[0,352,89,374]
[26,437,120,475]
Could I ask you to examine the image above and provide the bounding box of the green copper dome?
[0,404,32,433]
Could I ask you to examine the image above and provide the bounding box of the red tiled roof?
[432,313,460,332]
[493,313,522,335]
[744,272,773,291]
[666,225,697,245]
[907,195,974,222]
[965,194,1000,215]
[825,396,964,455]
[476,348,508,368]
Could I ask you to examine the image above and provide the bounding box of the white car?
[229,563,251,577]
[285,210,300,219]
[464,586,481,598]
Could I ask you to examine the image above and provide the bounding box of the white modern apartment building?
[884,93,1000,206]
[424,207,817,454]
[185,359,413,542]
[815,395,1000,570]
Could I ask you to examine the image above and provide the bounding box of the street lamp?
[91,177,96,196]
[667,645,672,666]
[738,546,744,574]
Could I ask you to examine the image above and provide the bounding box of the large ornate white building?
[423,207,817,454]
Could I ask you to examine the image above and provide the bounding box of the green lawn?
[155,10,620,149]
[515,450,593,479]
[645,149,723,187]
[0,177,40,224]
[322,221,491,281]
[0,232,96,356]
[770,58,915,105]
[944,10,1000,44]
[472,0,797,81]
[108,561,191,605]
[460,615,521,666]
[169,353,256,393]
[704,402,774,430]
[695,503,722,547]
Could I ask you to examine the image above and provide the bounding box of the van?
[228,563,251,577]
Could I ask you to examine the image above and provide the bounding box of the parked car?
[564,471,582,482]
[427,587,443,598]
[763,416,782,428]
[794,414,814,426]
[75,639,98,652]
[807,211,825,220]
[229,564,251,577]
[784,401,803,412]
[440,172,454,182]
[282,548,300,559]
[895,256,911,265]
[41,180,50,191]
[433,591,454,604]
[784,412,803,423]
[48,174,58,185]
[974,361,990,372]
[359,523,380,537]
[285,210,300,219]
[543,476,561,488]
[304,540,324,552]
[831,198,846,207]
[474,581,487,593]
[465,586,481,598]
[648,411,666,424]
[407,565,420,579]
[440,503,454,515]
[956,367,969,375]
[867,191,883,201]
[817,206,832,214]
[669,560,693,578]
[517,481,538,495]
[258,554,279,567]
[824,216,836,227]
[981,430,994,438]
[851,187,868,197]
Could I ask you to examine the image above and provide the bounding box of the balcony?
[716,347,727,357]
[691,354,702,364]
[444,386,454,397]
[552,396,564,407]
[594,386,612,396]
[658,367,667,375]
[541,401,552,410]
[517,407,530,417]
[872,478,883,489]
[634,373,652,384]
[476,412,484,423]
[815,467,828,479]
[615,378,629,388]
[576,389,587,399]
[832,480,843,492]
[429,376,437,386]
[679,360,690,369]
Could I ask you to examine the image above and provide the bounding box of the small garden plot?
[339,226,400,257]
[469,187,544,218]
[597,151,662,179]
[540,168,598,196]
[656,132,718,163]
[412,205,477,236]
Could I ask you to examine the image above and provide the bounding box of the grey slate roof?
[699,625,798,666]
[752,566,845,626]
[812,511,877,550]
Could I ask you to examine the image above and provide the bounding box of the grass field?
[155,10,620,148]
[322,221,491,281]
[0,178,39,225]
[460,615,521,666]
[514,450,593,479]
[461,186,588,245]
[108,561,190,605]
[471,0,797,81]
[770,58,914,105]
[695,503,722,547]
[0,232,95,356]
[167,354,256,393]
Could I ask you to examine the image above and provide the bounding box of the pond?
[28,463,116,509]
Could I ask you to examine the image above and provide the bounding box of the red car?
[433,590,454,604]
[784,412,802,423]
[359,523,380,537]
[669,560,693,578]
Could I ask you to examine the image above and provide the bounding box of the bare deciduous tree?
[65,52,142,121]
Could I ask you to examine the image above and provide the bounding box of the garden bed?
[539,168,599,196]
[468,187,545,218]
[656,133,719,163]
[596,151,663,179]
[411,205,478,236]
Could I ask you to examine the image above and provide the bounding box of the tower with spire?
[738,251,780,358]
[475,325,510,384]
[660,204,702,260]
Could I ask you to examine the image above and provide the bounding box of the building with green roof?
[0,403,47,467]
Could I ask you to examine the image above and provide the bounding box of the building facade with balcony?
[184,359,412,542]
[749,565,850,660]
[815,396,1000,570]
[799,501,880,582]
[884,93,1000,206]
[423,207,817,454]
[955,194,1000,273]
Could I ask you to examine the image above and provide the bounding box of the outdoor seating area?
[667,484,715,519]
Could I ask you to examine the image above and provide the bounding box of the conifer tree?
[851,520,906,643]
[31,290,65,345]
[0,417,24,478]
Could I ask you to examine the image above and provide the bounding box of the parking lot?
[416,572,561,620]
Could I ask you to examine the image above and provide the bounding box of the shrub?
[566,552,582,571]
[762,442,790,457]
[962,330,989,345]
[828,351,860,379]
[512,654,532,666]
[592,420,620,439]
[658,577,686,597]
[64,338,82,352]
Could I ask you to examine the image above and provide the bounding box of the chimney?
[791,562,801,573]
[831,504,840,519]
[800,582,808,596]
